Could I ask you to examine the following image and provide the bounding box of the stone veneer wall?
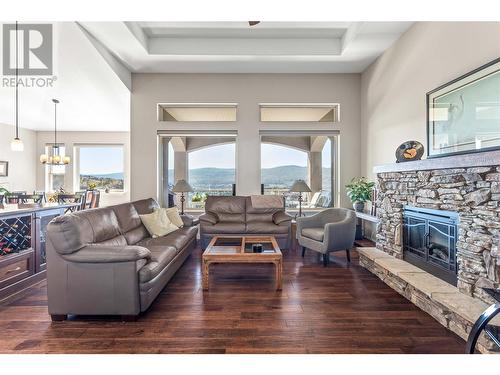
[376,166,500,304]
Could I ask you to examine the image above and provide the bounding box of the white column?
[307,151,322,197]
[174,151,188,183]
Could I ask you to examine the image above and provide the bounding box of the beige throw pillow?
[164,207,184,228]
[139,209,178,238]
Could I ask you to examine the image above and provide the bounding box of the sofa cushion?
[245,196,283,223]
[83,208,122,243]
[138,246,177,283]
[205,196,246,223]
[133,198,159,215]
[302,227,325,242]
[164,207,184,228]
[95,235,128,247]
[112,203,142,233]
[201,222,246,234]
[246,222,289,234]
[139,209,179,238]
[137,226,198,252]
[124,225,150,245]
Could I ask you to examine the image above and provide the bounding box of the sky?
[170,139,331,169]
[79,146,124,175]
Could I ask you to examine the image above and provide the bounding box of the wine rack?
[0,214,32,256]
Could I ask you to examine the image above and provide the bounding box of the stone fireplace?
[356,150,500,353]
[374,150,499,305]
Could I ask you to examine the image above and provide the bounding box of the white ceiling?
[80,21,413,73]
[0,21,412,132]
[0,22,130,132]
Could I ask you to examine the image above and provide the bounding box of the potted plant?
[345,177,375,212]
[87,181,97,191]
[0,187,10,206]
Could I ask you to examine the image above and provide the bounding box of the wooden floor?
[0,245,465,354]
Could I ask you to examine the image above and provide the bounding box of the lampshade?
[289,179,311,193]
[10,138,24,152]
[172,179,193,193]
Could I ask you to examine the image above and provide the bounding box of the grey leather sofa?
[46,198,197,321]
[296,208,356,266]
[199,196,292,249]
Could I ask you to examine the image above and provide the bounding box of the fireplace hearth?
[403,206,458,285]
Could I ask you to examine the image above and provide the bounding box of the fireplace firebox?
[403,206,458,286]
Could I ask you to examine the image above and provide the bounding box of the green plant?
[191,192,208,203]
[345,177,375,203]
[87,181,97,190]
[0,187,10,196]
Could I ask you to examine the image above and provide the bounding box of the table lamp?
[172,179,193,215]
[289,179,311,217]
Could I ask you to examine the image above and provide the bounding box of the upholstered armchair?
[296,208,356,266]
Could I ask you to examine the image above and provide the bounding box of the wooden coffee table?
[202,236,283,291]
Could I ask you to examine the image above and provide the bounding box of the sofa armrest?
[199,212,218,225]
[181,214,200,227]
[273,211,293,225]
[61,245,151,263]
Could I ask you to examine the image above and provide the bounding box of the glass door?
[404,215,427,259]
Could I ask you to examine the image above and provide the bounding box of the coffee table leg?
[202,260,210,291]
[275,260,283,291]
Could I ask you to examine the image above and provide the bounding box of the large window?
[261,143,307,199]
[187,143,235,209]
[261,136,334,210]
[164,135,236,211]
[77,145,124,192]
[45,144,66,192]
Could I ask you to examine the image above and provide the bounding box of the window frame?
[259,131,339,211]
[73,144,127,193]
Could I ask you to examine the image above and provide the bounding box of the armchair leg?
[323,254,329,267]
[50,314,67,322]
[346,249,351,262]
[121,315,138,322]
[302,246,306,257]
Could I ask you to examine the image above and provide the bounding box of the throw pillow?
[139,209,178,238]
[164,207,184,228]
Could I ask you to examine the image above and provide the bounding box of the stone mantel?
[373,150,500,174]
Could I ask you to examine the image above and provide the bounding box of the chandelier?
[40,99,71,165]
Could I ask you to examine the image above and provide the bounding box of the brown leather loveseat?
[46,198,197,320]
[199,196,292,249]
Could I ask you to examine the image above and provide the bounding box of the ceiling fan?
[248,21,260,26]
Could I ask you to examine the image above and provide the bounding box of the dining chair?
[6,191,27,204]
[18,194,44,205]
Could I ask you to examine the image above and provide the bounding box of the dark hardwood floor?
[0,245,465,354]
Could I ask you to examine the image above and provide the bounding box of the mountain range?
[168,165,332,188]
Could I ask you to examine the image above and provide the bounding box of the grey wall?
[361,22,500,179]
[131,73,362,208]
[360,21,500,240]
[0,123,37,193]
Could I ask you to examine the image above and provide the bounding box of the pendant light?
[10,21,24,152]
[40,99,70,165]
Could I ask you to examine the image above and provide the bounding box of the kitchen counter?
[0,203,80,217]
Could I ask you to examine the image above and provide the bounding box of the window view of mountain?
[80,172,124,191]
[168,165,331,191]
